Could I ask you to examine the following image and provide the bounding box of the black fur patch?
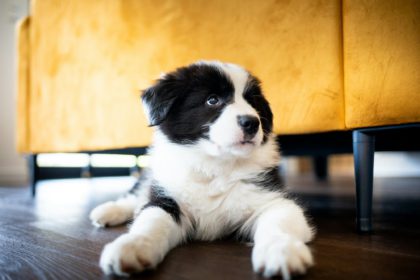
[143,184,181,223]
[142,64,235,144]
[243,166,283,192]
[243,76,273,143]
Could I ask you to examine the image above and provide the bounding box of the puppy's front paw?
[252,234,313,279]
[100,234,159,276]
[89,201,131,227]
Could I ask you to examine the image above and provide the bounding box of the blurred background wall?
[0,0,28,185]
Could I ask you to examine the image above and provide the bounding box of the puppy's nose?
[237,115,260,137]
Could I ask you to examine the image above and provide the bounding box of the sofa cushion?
[18,0,344,152]
[344,0,420,129]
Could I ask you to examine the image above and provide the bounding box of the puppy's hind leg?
[90,180,149,227]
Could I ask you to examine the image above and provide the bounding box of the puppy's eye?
[206,95,221,106]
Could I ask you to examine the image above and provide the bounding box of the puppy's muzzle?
[237,115,260,140]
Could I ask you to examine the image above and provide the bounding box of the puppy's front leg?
[100,206,188,276]
[252,199,314,279]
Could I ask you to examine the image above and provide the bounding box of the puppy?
[90,61,314,279]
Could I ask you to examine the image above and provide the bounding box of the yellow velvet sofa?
[17,0,420,153]
[16,0,420,231]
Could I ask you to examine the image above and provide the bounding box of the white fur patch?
[90,187,149,227]
[252,233,313,279]
[149,132,283,240]
[100,207,186,276]
[196,61,264,157]
[90,200,134,227]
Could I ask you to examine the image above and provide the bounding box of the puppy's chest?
[172,172,256,235]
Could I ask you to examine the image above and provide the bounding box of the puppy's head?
[142,61,273,157]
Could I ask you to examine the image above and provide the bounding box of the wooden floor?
[1,175,420,280]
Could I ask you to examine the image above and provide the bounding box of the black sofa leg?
[353,131,375,232]
[28,154,38,197]
[312,156,328,181]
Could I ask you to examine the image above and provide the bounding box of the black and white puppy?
[90,61,314,279]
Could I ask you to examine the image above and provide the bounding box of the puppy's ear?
[141,75,182,126]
